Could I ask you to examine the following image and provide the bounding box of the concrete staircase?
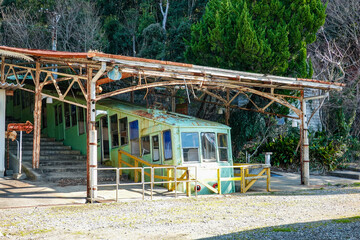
[329,163,360,180]
[9,133,116,186]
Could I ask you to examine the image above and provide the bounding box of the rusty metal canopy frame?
[0,46,344,196]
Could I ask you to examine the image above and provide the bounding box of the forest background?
[1,0,359,172]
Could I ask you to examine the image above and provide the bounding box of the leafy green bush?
[254,129,300,167]
[239,128,360,172]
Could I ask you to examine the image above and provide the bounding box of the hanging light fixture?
[46,97,53,104]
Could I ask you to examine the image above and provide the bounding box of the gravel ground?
[0,186,360,239]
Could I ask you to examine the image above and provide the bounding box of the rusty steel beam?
[32,61,42,169]
[1,56,5,83]
[96,80,302,117]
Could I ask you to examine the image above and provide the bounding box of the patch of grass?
[351,182,360,187]
[11,228,53,237]
[71,231,87,235]
[272,227,296,232]
[303,221,328,229]
[333,216,360,224]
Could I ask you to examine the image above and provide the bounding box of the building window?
[201,132,216,162]
[78,107,85,135]
[64,103,70,128]
[71,105,77,127]
[181,132,199,162]
[42,98,47,128]
[21,91,26,109]
[58,104,63,124]
[55,105,58,126]
[119,117,128,146]
[14,91,20,106]
[218,133,228,161]
[141,136,150,156]
[163,130,172,160]
[129,120,139,156]
[152,135,160,162]
[110,114,119,147]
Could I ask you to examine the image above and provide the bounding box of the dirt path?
[1,186,360,239]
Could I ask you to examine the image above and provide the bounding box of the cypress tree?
[185,0,326,78]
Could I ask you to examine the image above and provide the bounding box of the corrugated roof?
[98,99,230,129]
[0,82,23,90]
[0,45,344,92]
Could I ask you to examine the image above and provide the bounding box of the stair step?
[17,146,72,150]
[45,171,116,184]
[21,150,81,155]
[329,170,360,180]
[39,161,85,166]
[341,163,360,172]
[20,137,56,141]
[39,166,87,173]
[22,155,86,161]
[10,141,64,146]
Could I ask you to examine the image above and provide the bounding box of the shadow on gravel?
[202,216,360,240]
[240,184,360,197]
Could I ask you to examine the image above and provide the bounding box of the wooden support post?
[167,168,171,191]
[186,169,190,197]
[245,169,249,185]
[134,160,138,183]
[240,167,245,193]
[32,61,42,169]
[118,151,122,177]
[217,168,221,195]
[266,167,271,192]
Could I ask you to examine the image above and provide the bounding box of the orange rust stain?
[133,110,154,119]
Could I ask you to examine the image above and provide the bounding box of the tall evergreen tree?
[186,0,326,78]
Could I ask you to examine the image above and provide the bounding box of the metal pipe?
[302,99,310,185]
[87,62,106,200]
[174,166,177,198]
[116,168,119,202]
[303,92,329,101]
[19,131,22,174]
[142,168,145,200]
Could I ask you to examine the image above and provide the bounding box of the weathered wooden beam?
[32,61,42,169]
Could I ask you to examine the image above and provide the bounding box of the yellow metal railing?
[232,163,271,193]
[192,164,271,194]
[118,149,193,196]
[118,149,271,195]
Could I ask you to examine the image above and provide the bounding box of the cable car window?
[181,132,199,162]
[119,117,128,146]
[218,133,228,161]
[201,132,216,162]
[152,135,160,162]
[141,136,150,155]
[163,130,172,160]
[110,114,119,147]
[129,120,140,156]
